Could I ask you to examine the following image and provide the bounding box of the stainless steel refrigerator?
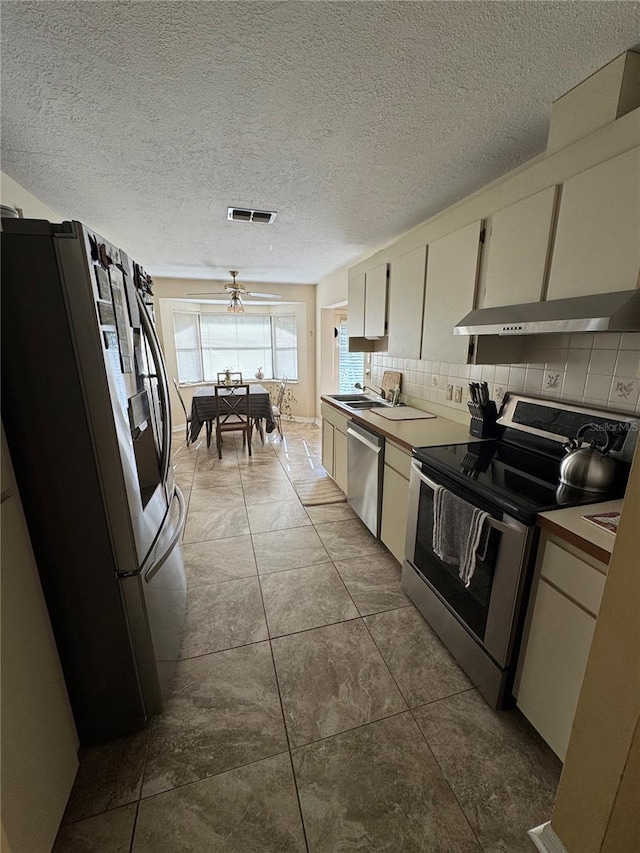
[1,218,187,746]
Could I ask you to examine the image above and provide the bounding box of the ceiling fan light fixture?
[186,270,280,304]
[227,294,244,313]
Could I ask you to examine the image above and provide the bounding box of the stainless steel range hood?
[454,289,640,336]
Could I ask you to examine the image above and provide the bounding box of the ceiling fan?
[188,270,281,313]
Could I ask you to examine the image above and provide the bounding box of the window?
[273,314,297,380]
[173,311,298,383]
[338,319,364,392]
[174,313,202,384]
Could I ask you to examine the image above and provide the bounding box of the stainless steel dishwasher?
[347,421,385,537]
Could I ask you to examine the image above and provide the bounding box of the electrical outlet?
[446,384,453,401]
[454,386,463,403]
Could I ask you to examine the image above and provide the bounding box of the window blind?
[173,311,298,383]
[173,313,203,383]
[273,314,298,381]
[338,319,364,392]
[200,314,273,380]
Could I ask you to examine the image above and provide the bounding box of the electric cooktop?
[412,393,639,525]
[412,439,624,524]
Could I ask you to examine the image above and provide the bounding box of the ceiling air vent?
[227,207,277,224]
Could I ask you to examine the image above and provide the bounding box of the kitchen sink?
[326,393,392,410]
[345,400,390,410]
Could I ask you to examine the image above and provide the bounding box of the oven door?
[405,459,532,668]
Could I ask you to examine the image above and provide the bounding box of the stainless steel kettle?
[559,423,616,493]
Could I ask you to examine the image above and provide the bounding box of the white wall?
[1,171,65,220]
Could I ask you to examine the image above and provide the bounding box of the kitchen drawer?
[540,539,606,617]
[320,403,349,434]
[385,441,411,479]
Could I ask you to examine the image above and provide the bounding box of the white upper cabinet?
[348,264,387,339]
[546,147,640,300]
[348,273,365,336]
[387,245,427,359]
[421,220,483,363]
[364,263,388,337]
[483,186,558,308]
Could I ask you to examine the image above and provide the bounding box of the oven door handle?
[410,460,512,535]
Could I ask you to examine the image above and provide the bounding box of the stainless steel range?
[402,393,638,710]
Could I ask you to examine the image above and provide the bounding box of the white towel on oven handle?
[432,485,490,587]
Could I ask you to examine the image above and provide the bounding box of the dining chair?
[172,378,192,445]
[213,383,252,458]
[272,376,287,437]
[252,415,265,445]
[217,371,243,384]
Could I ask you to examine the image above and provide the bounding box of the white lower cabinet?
[333,428,348,494]
[380,443,411,563]
[516,536,607,761]
[321,419,334,476]
[321,403,349,492]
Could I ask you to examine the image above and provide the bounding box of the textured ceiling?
[2,1,640,284]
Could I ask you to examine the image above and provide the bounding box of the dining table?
[189,383,276,444]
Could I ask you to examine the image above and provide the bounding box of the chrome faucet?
[355,382,386,400]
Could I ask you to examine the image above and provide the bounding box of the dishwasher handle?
[347,425,383,454]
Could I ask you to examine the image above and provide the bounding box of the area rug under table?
[293,476,347,505]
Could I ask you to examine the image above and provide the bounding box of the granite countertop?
[321,395,474,452]
[537,499,623,567]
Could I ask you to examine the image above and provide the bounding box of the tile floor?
[54,421,561,852]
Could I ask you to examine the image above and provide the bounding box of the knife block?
[468,401,500,438]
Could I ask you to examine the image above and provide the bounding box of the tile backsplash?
[371,331,640,415]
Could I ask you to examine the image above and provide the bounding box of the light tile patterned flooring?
[54,421,561,852]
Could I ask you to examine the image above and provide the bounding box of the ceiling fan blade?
[186,292,229,297]
[247,292,281,299]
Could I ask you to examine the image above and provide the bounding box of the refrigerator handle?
[143,486,186,583]
[136,290,172,486]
